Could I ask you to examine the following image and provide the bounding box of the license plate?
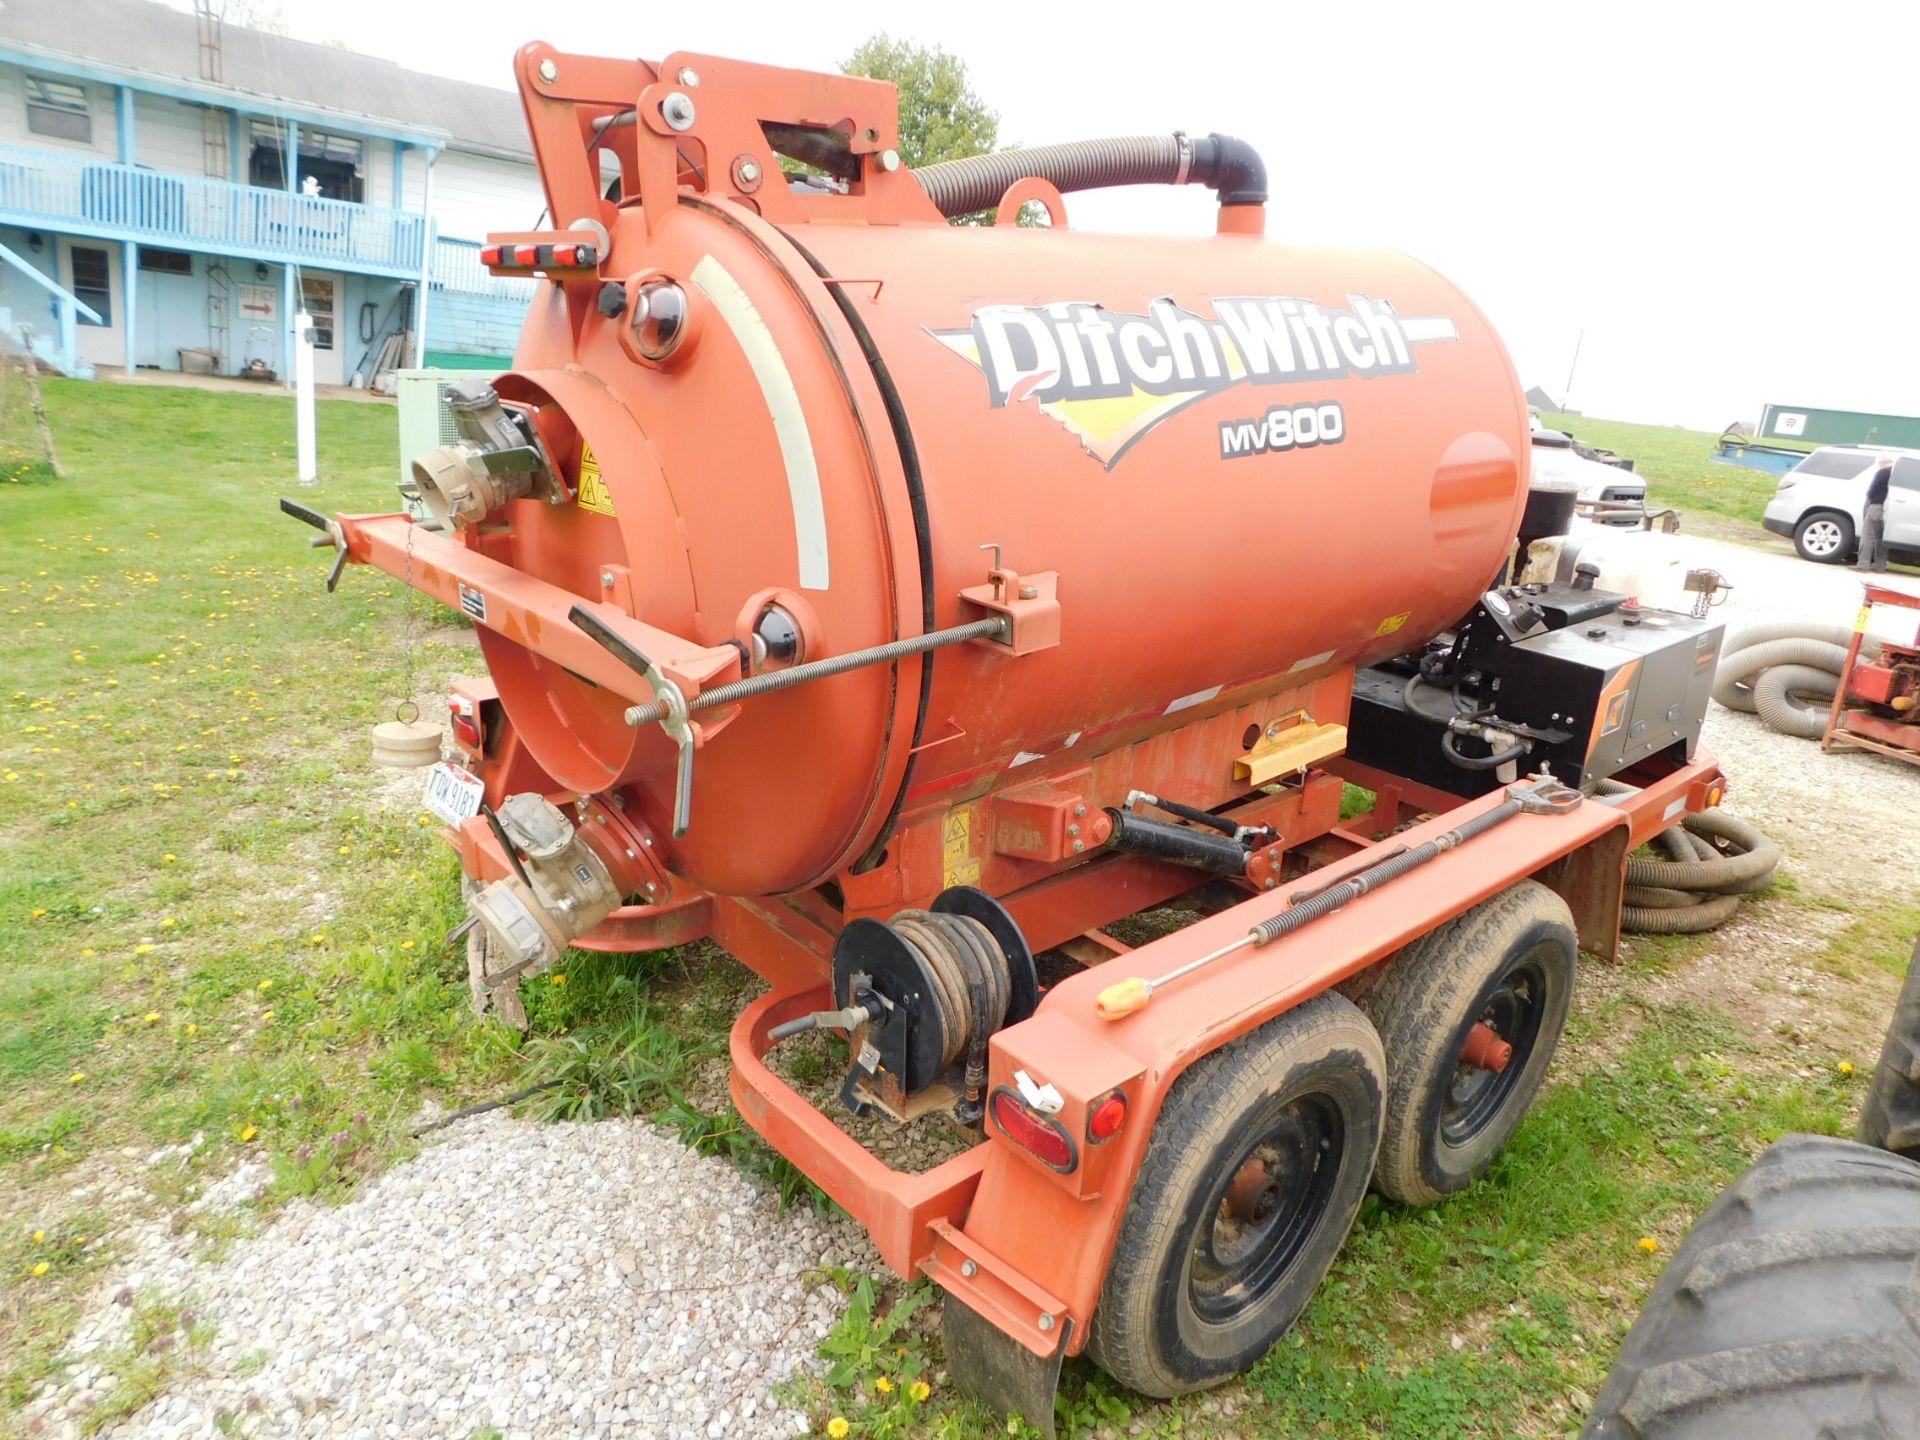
[422,762,486,826]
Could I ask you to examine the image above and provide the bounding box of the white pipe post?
[414,148,436,368]
[294,309,317,484]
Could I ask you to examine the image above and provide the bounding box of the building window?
[69,246,111,326]
[139,248,194,276]
[300,276,335,351]
[249,121,365,202]
[25,75,91,144]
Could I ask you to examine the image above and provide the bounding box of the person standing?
[1857,455,1893,572]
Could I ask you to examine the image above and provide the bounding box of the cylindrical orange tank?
[487,196,1528,897]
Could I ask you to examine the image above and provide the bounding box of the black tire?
[1582,1134,1920,1439]
[1086,992,1384,1397]
[1363,880,1577,1205]
[1859,937,1920,1161]
[1792,510,1855,564]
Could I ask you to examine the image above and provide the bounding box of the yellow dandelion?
[30,908,46,918]
[875,1375,893,1394]
[550,973,566,986]
[262,1009,275,1022]
[826,1421,849,1440]
[400,940,415,951]
[258,978,274,992]
[135,944,155,955]
[239,1124,258,1142]
[160,917,176,929]
[417,815,432,826]
[309,933,327,946]
[1637,1236,1659,1254]
[162,853,176,863]
[1837,1060,1855,1076]
[68,1071,85,1084]
[82,948,94,957]
[143,1012,161,1025]
[337,845,351,855]
[909,1380,930,1403]
[186,1023,198,1035]
[32,1230,45,1244]
[31,1261,49,1277]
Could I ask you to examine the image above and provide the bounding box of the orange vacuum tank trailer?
[285,45,1732,1434]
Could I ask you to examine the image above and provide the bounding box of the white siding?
[0,64,111,158]
[131,92,207,174]
[432,149,545,243]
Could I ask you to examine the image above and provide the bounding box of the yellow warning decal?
[942,807,982,890]
[1855,604,1872,634]
[1373,611,1412,638]
[576,443,617,517]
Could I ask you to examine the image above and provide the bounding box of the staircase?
[0,242,98,379]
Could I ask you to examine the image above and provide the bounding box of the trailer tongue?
[287,42,1731,1433]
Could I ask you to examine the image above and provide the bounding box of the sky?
[255,0,1916,431]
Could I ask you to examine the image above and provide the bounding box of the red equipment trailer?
[1820,582,1920,767]
[286,44,1731,1432]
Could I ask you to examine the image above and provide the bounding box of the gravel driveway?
[23,529,1919,1440]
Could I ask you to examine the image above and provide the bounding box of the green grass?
[1540,411,1785,527]
[0,380,537,1409]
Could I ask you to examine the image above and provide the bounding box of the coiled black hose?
[911,133,1267,218]
[1597,781,1782,933]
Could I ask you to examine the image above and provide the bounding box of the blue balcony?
[0,144,427,278]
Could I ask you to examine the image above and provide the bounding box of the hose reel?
[784,886,1037,1125]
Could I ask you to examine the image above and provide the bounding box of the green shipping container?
[1760,403,1920,448]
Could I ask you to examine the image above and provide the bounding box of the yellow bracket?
[1233,714,1349,787]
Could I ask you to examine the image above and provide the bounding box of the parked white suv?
[1761,446,1920,564]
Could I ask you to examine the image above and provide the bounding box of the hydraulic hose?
[911,132,1267,218]
[1442,730,1529,771]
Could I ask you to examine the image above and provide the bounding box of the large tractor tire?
[1581,1133,1920,1437]
[1858,937,1920,1161]
[1363,881,1578,1204]
[1086,992,1385,1397]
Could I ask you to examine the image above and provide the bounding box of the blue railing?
[0,145,427,277]
[431,236,539,299]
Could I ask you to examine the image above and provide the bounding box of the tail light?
[990,1087,1076,1172]
[449,694,484,752]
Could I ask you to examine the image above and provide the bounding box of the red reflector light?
[449,696,483,751]
[479,244,503,266]
[513,244,539,267]
[1088,1091,1127,1142]
[990,1088,1075,1172]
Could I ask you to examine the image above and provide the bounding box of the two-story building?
[0,0,541,384]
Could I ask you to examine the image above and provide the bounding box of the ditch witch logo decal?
[932,295,1458,468]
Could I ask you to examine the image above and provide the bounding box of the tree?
[841,35,1000,169]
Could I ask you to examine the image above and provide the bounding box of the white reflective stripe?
[1400,315,1459,344]
[1010,750,1046,768]
[1165,684,1222,715]
[1662,796,1687,822]
[690,254,830,590]
[1287,648,1338,673]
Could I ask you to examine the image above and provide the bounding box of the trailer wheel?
[1858,937,1920,1161]
[1581,1134,1920,1438]
[1363,880,1577,1205]
[1086,992,1384,1397]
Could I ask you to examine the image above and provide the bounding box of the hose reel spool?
[826,886,1038,1124]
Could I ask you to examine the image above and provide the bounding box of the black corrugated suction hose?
[1597,781,1782,934]
[911,132,1268,218]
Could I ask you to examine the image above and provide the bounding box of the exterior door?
[300,272,344,386]
[1888,458,1920,549]
[59,239,123,370]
